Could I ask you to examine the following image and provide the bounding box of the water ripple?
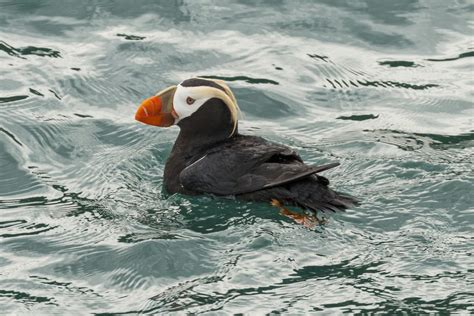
[0,40,61,59]
[0,0,473,314]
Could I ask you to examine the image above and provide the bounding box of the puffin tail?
[296,181,360,213]
[330,191,360,210]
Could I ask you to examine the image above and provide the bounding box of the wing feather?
[179,136,339,196]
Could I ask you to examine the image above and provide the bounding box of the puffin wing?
[179,136,339,196]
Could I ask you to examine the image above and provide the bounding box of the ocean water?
[0,0,473,314]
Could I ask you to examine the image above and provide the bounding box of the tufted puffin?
[135,78,357,224]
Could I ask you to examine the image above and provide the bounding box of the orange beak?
[135,85,178,127]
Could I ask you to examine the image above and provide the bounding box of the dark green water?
[1,0,473,314]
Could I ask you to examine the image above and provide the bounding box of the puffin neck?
[174,98,238,154]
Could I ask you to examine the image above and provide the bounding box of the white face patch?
[172,84,213,123]
[169,79,240,135]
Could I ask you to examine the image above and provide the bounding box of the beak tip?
[135,93,175,127]
[135,103,149,123]
[134,112,143,123]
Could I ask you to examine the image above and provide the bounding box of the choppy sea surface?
[1,0,473,314]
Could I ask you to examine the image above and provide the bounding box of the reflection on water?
[0,0,473,314]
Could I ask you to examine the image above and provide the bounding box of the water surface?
[0,0,473,314]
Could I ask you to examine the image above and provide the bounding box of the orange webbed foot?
[271,199,326,228]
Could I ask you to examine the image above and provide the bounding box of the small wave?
[378,60,420,67]
[426,51,474,62]
[29,88,44,96]
[0,219,27,229]
[73,113,93,118]
[412,131,474,150]
[308,53,330,62]
[0,40,61,59]
[29,275,102,298]
[118,232,182,243]
[0,95,29,103]
[364,129,474,152]
[306,52,438,93]
[0,222,58,238]
[199,75,279,85]
[337,114,379,121]
[0,289,56,306]
[116,33,146,41]
[0,127,23,146]
[48,89,62,100]
[356,80,438,90]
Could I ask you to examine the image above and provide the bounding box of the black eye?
[186,96,195,105]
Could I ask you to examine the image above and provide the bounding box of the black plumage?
[161,80,358,212]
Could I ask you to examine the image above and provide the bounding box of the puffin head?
[135,78,240,138]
